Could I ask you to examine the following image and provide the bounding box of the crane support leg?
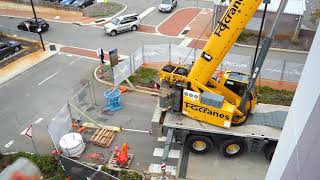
[162,128,174,163]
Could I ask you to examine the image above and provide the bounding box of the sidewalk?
[0,1,97,25]
[0,44,57,85]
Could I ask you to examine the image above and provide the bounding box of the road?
[0,0,310,178]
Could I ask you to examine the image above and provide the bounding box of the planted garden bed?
[0,152,65,179]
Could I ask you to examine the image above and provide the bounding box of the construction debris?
[82,122,121,132]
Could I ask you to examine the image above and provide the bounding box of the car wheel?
[219,138,247,158]
[131,25,138,31]
[80,5,85,9]
[186,135,214,154]
[14,46,20,52]
[110,30,117,36]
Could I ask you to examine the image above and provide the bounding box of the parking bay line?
[153,148,180,159]
[38,72,58,86]
[4,140,15,148]
[69,57,81,65]
[139,7,156,19]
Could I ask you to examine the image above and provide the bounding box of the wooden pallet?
[108,153,134,169]
[89,128,117,148]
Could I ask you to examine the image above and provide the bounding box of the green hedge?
[257,86,294,106]
[0,152,65,179]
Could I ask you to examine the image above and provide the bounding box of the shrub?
[0,152,65,179]
[310,8,320,24]
[257,86,294,106]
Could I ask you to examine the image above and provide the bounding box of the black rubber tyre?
[186,135,214,154]
[219,138,247,157]
[131,25,138,31]
[110,30,117,36]
[264,144,276,161]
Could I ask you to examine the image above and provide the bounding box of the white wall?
[266,25,320,180]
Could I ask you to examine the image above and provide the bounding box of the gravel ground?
[82,2,124,18]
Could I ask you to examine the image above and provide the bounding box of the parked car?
[104,13,141,36]
[17,18,50,33]
[60,0,76,5]
[159,0,177,12]
[71,0,94,8]
[0,41,21,60]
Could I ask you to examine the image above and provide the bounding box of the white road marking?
[148,164,176,176]
[67,54,73,57]
[69,57,81,65]
[34,117,44,124]
[122,128,150,134]
[179,38,193,47]
[139,7,156,19]
[4,140,15,148]
[153,148,180,159]
[157,136,176,142]
[38,72,58,86]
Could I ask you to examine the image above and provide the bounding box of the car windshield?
[161,0,171,4]
[111,18,120,25]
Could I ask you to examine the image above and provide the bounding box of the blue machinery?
[103,88,123,112]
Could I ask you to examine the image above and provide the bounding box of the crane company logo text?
[184,102,230,120]
[214,0,243,37]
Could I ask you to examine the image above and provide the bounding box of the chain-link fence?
[110,43,304,86]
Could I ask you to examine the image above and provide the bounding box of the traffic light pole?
[30,0,45,51]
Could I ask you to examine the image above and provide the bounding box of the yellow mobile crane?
[153,0,290,168]
[159,0,288,128]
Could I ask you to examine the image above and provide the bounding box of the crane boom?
[159,0,287,128]
[188,0,263,85]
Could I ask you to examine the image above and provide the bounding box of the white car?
[104,13,141,36]
[159,0,177,12]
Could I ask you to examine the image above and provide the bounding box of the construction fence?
[111,44,304,87]
[47,80,118,180]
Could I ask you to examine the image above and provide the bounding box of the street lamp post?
[30,0,45,51]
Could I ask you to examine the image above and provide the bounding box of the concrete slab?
[186,151,269,180]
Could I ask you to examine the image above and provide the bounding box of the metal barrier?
[110,44,304,86]
[59,155,119,180]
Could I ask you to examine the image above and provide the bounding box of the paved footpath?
[0,1,108,25]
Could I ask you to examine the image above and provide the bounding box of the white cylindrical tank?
[59,133,85,157]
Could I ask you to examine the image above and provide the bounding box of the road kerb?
[93,65,158,96]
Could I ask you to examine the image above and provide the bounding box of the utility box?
[200,92,224,108]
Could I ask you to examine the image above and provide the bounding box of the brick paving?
[158,8,201,36]
[138,24,157,33]
[186,8,213,40]
[60,46,109,60]
[0,1,97,25]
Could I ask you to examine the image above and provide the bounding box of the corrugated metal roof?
[213,0,306,15]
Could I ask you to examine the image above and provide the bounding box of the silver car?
[159,0,177,12]
[104,13,141,36]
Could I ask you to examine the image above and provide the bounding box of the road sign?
[109,48,119,68]
[24,124,33,139]
[160,162,166,171]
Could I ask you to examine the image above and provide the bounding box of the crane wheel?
[186,135,213,154]
[264,143,276,161]
[219,138,247,157]
[231,116,247,126]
